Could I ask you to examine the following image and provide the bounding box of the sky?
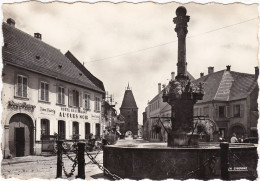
[2,2,259,124]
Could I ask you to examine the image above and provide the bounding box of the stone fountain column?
[163,6,204,147]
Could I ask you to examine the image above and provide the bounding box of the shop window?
[58,120,66,140]
[40,81,49,102]
[41,119,50,140]
[85,122,91,139]
[57,86,65,105]
[72,121,79,139]
[16,75,28,98]
[233,105,240,117]
[84,94,91,110]
[219,106,225,118]
[95,97,101,111]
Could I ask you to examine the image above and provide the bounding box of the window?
[58,120,66,140]
[73,90,79,107]
[219,106,225,118]
[69,89,82,107]
[194,108,199,116]
[16,75,28,98]
[57,86,65,105]
[203,107,209,117]
[233,105,240,117]
[85,122,91,139]
[41,119,50,140]
[40,81,49,101]
[84,94,90,110]
[95,97,101,111]
[72,121,79,139]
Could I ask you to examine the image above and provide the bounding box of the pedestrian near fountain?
[230,133,238,143]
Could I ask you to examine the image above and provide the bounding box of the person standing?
[230,133,238,143]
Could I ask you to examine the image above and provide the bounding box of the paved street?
[1,151,106,180]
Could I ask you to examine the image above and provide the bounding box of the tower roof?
[120,85,138,109]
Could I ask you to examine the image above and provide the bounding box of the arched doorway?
[9,113,34,157]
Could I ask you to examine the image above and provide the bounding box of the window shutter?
[231,105,234,118]
[17,75,22,97]
[226,106,230,118]
[56,85,59,104]
[215,106,219,118]
[88,95,90,109]
[68,89,73,106]
[15,75,18,96]
[240,104,244,118]
[62,88,65,105]
[45,83,49,101]
[38,81,41,100]
[23,77,28,98]
[79,92,83,107]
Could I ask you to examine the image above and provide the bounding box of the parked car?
[243,137,258,144]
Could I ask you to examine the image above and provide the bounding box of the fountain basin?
[103,140,257,180]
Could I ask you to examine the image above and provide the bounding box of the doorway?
[9,113,34,157]
[15,128,25,157]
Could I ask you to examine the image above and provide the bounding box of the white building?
[2,19,105,158]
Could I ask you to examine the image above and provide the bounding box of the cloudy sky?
[2,2,259,124]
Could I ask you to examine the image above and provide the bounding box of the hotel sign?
[59,107,88,120]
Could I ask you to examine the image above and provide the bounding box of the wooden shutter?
[45,83,49,101]
[240,104,244,118]
[68,89,73,107]
[226,106,230,118]
[79,92,83,107]
[23,77,28,98]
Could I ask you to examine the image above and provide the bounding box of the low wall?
[103,144,257,180]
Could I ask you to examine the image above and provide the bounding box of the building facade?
[119,84,138,136]
[2,19,105,158]
[144,66,258,142]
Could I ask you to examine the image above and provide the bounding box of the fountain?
[103,7,257,180]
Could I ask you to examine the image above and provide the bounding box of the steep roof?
[193,70,257,103]
[2,22,104,94]
[65,51,105,93]
[120,87,138,109]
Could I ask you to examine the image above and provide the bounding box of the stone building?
[144,66,258,141]
[119,84,138,136]
[2,19,105,158]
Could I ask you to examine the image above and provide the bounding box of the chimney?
[158,83,161,94]
[34,33,42,40]
[226,65,231,71]
[200,72,204,78]
[171,72,175,81]
[208,67,214,74]
[255,66,259,79]
[7,18,15,27]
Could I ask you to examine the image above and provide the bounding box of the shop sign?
[8,100,36,111]
[40,107,55,115]
[91,114,100,120]
[59,107,88,120]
